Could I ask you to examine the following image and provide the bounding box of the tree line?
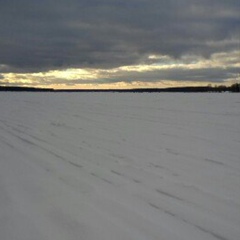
[0,83,239,92]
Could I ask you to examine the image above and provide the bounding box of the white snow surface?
[0,92,240,240]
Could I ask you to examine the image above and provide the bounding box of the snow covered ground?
[0,92,240,240]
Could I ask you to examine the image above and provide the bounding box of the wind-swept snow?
[0,92,240,240]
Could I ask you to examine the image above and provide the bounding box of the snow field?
[0,92,240,240]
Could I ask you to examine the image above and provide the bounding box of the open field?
[0,92,240,240]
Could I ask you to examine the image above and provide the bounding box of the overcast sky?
[0,0,239,88]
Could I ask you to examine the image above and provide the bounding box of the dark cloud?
[0,0,239,73]
[94,67,239,84]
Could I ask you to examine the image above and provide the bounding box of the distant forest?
[0,83,239,93]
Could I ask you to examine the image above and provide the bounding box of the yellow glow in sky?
[1,51,239,89]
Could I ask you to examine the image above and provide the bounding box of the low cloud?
[2,50,239,88]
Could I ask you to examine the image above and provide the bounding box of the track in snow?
[0,92,240,240]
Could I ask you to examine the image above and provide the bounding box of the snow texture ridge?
[0,92,240,240]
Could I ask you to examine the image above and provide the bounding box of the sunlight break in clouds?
[1,51,239,89]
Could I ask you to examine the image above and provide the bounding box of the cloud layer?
[0,0,239,87]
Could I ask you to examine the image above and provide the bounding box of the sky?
[0,0,239,89]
